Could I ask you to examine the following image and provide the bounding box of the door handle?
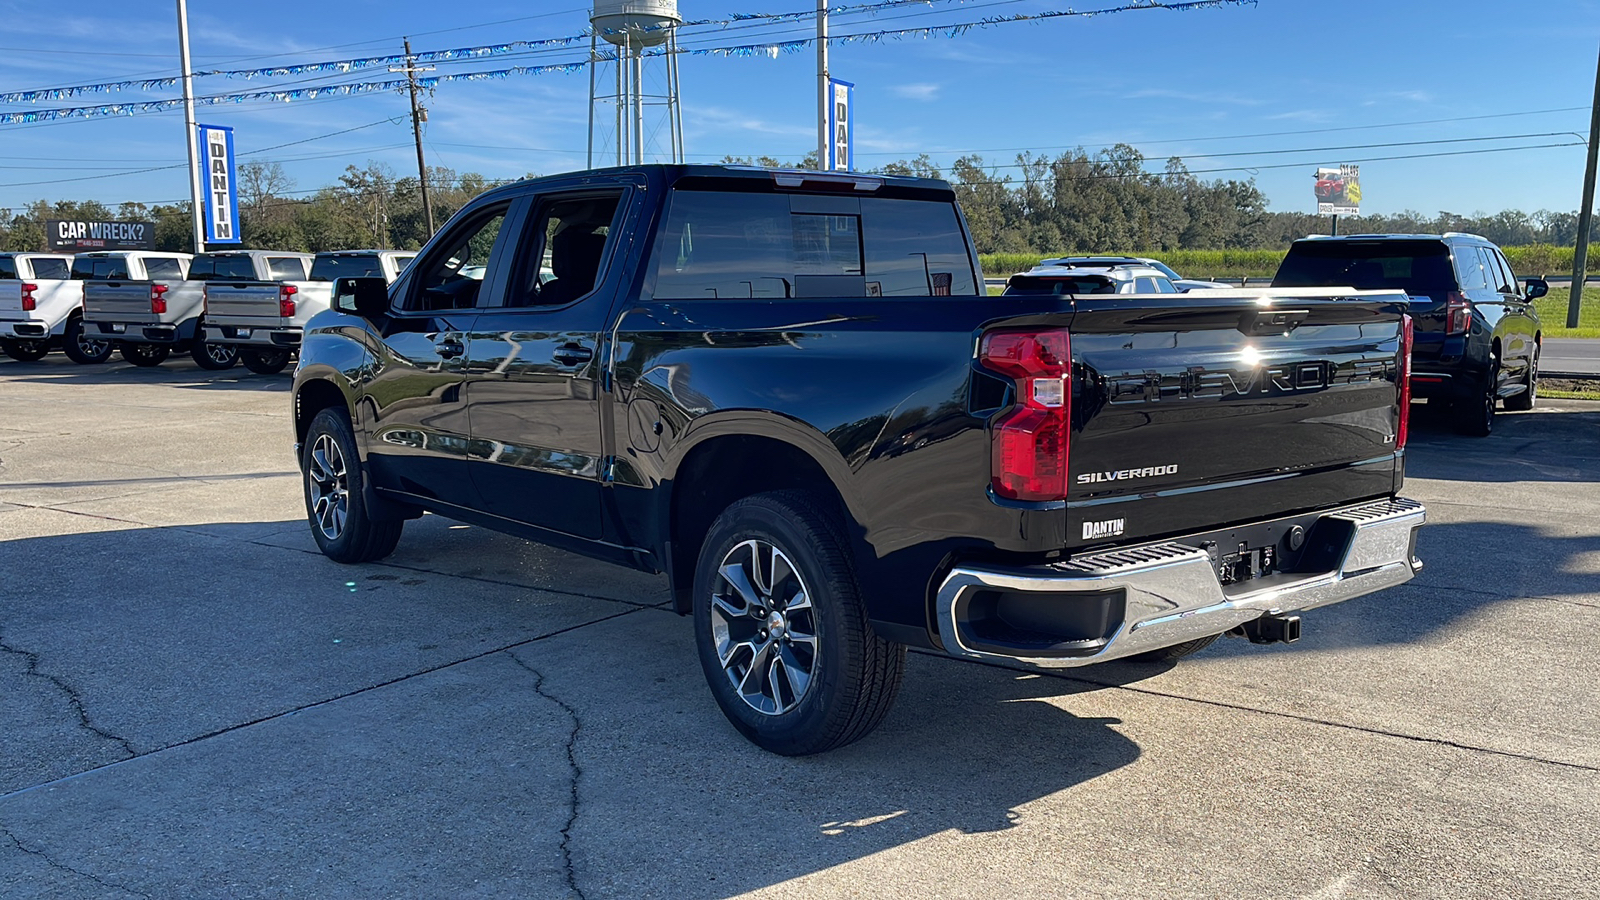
[436,339,465,359]
[553,344,593,366]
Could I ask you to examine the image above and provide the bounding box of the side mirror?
[1523,278,1549,301]
[333,276,389,319]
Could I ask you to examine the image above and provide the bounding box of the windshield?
[1274,240,1454,294]
[309,255,385,282]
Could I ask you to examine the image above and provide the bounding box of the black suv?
[1273,233,1545,435]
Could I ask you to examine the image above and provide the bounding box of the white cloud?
[889,83,940,102]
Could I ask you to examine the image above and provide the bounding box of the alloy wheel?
[77,330,109,357]
[306,434,350,541]
[709,539,819,715]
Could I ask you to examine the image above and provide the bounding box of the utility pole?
[393,39,436,237]
[1570,43,1600,328]
[816,0,828,170]
[176,0,205,253]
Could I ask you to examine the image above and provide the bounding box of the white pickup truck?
[0,253,113,364]
[192,249,316,373]
[200,249,414,374]
[75,251,210,368]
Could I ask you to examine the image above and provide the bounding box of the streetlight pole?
[176,0,205,252]
[816,0,828,170]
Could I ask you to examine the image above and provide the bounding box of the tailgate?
[1060,290,1407,548]
[204,282,285,324]
[0,282,20,316]
[83,283,153,319]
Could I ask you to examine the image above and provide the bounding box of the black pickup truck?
[291,165,1426,755]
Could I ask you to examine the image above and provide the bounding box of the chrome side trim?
[935,497,1426,668]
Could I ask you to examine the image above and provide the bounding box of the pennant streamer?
[0,0,1254,123]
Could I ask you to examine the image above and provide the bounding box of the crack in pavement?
[0,603,665,805]
[1,821,152,899]
[505,650,587,900]
[915,650,1600,773]
[0,627,137,759]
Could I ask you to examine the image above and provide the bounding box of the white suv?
[1004,260,1180,295]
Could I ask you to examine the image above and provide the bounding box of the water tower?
[588,0,685,167]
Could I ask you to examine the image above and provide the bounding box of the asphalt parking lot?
[1,355,1597,899]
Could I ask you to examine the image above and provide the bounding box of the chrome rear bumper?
[935,497,1425,667]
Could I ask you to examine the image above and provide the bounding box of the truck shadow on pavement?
[1404,401,1600,483]
[0,357,289,391]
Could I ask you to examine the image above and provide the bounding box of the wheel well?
[668,434,848,614]
[294,380,347,446]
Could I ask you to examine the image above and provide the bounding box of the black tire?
[302,407,403,564]
[692,491,905,756]
[1127,633,1222,663]
[119,343,170,367]
[61,316,113,365]
[1504,343,1538,412]
[241,347,292,375]
[1452,362,1497,437]
[1,338,49,362]
[190,329,239,370]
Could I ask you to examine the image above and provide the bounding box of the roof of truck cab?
[480,163,954,201]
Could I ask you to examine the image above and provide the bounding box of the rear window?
[309,255,385,282]
[0,257,15,280]
[267,257,307,280]
[651,191,978,299]
[1273,240,1455,294]
[145,258,186,280]
[72,257,132,280]
[189,254,259,282]
[30,258,68,280]
[1004,275,1116,296]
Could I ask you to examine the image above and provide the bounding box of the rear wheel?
[119,343,170,367]
[693,491,905,756]
[1,338,49,362]
[1504,343,1538,412]
[302,407,403,564]
[241,347,292,375]
[190,330,239,370]
[61,316,113,364]
[1452,359,1497,437]
[1127,633,1222,663]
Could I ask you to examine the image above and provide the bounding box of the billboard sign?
[827,78,853,172]
[199,123,241,244]
[46,220,155,251]
[1314,164,1361,216]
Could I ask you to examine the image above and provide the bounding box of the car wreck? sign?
[46,219,156,251]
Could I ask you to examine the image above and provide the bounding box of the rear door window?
[1134,276,1159,293]
[651,190,977,299]
[268,257,307,280]
[30,258,68,280]
[509,192,624,307]
[1488,248,1517,294]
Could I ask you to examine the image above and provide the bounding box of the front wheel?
[241,347,292,375]
[119,343,170,367]
[693,491,905,756]
[302,407,403,564]
[1,338,49,362]
[62,317,113,364]
[190,330,239,370]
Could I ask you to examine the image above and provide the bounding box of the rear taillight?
[150,283,168,315]
[980,329,1072,502]
[1397,314,1413,450]
[279,283,297,318]
[1444,291,1471,336]
[19,283,36,311]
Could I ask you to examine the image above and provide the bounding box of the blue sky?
[2,0,1599,219]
